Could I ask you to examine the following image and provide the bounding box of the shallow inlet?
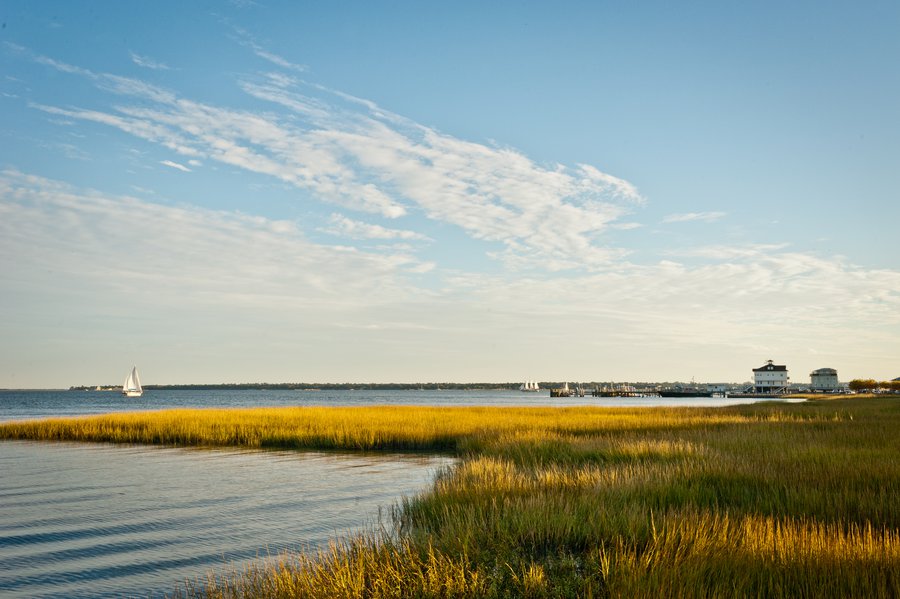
[0,441,451,599]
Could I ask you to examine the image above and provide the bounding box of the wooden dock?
[591,389,660,398]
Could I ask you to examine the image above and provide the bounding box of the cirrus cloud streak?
[28,48,643,272]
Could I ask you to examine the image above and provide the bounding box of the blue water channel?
[0,388,799,422]
[0,441,450,598]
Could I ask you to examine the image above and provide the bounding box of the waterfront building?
[810,367,839,392]
[752,360,789,393]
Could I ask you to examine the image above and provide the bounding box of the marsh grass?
[2,396,899,597]
[0,405,765,452]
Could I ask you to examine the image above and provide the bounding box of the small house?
[810,368,839,392]
[752,360,789,393]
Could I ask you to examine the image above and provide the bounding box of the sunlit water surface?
[0,441,450,598]
[0,388,801,422]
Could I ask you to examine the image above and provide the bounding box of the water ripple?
[0,441,449,598]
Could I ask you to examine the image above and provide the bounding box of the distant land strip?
[69,381,747,392]
[70,382,530,391]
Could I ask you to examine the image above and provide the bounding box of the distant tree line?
[847,379,900,393]
[143,383,519,391]
[71,382,526,391]
[70,381,694,392]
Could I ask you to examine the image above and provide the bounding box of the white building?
[753,360,789,393]
[810,368,839,391]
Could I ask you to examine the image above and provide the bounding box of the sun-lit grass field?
[2,396,898,597]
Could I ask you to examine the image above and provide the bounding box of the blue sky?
[1,1,898,387]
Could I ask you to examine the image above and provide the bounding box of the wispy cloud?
[663,211,726,223]
[3,41,27,53]
[610,222,643,230]
[17,46,178,104]
[16,46,900,351]
[25,49,644,271]
[160,159,191,172]
[443,246,900,359]
[33,54,92,77]
[233,27,307,72]
[325,214,432,241]
[668,243,790,260]
[2,169,898,382]
[130,52,171,71]
[252,46,306,72]
[0,170,430,309]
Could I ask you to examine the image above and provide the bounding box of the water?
[0,388,801,422]
[0,441,450,598]
[0,389,799,597]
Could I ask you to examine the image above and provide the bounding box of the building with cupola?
[752,360,789,393]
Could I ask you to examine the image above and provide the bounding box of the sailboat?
[122,366,143,397]
[519,380,540,392]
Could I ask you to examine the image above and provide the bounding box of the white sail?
[520,380,540,392]
[123,366,143,397]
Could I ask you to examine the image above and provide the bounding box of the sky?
[1,1,898,388]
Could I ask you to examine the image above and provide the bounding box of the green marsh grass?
[2,396,899,597]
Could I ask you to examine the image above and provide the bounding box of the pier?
[591,388,660,398]
[550,383,586,398]
[591,384,660,398]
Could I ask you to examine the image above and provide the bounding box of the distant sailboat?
[519,380,540,392]
[122,366,143,397]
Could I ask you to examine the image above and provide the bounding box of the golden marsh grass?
[2,396,899,597]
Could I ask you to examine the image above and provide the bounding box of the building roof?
[753,360,787,372]
[811,368,837,375]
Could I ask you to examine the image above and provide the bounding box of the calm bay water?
[0,389,797,597]
[0,387,797,422]
[0,441,450,598]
